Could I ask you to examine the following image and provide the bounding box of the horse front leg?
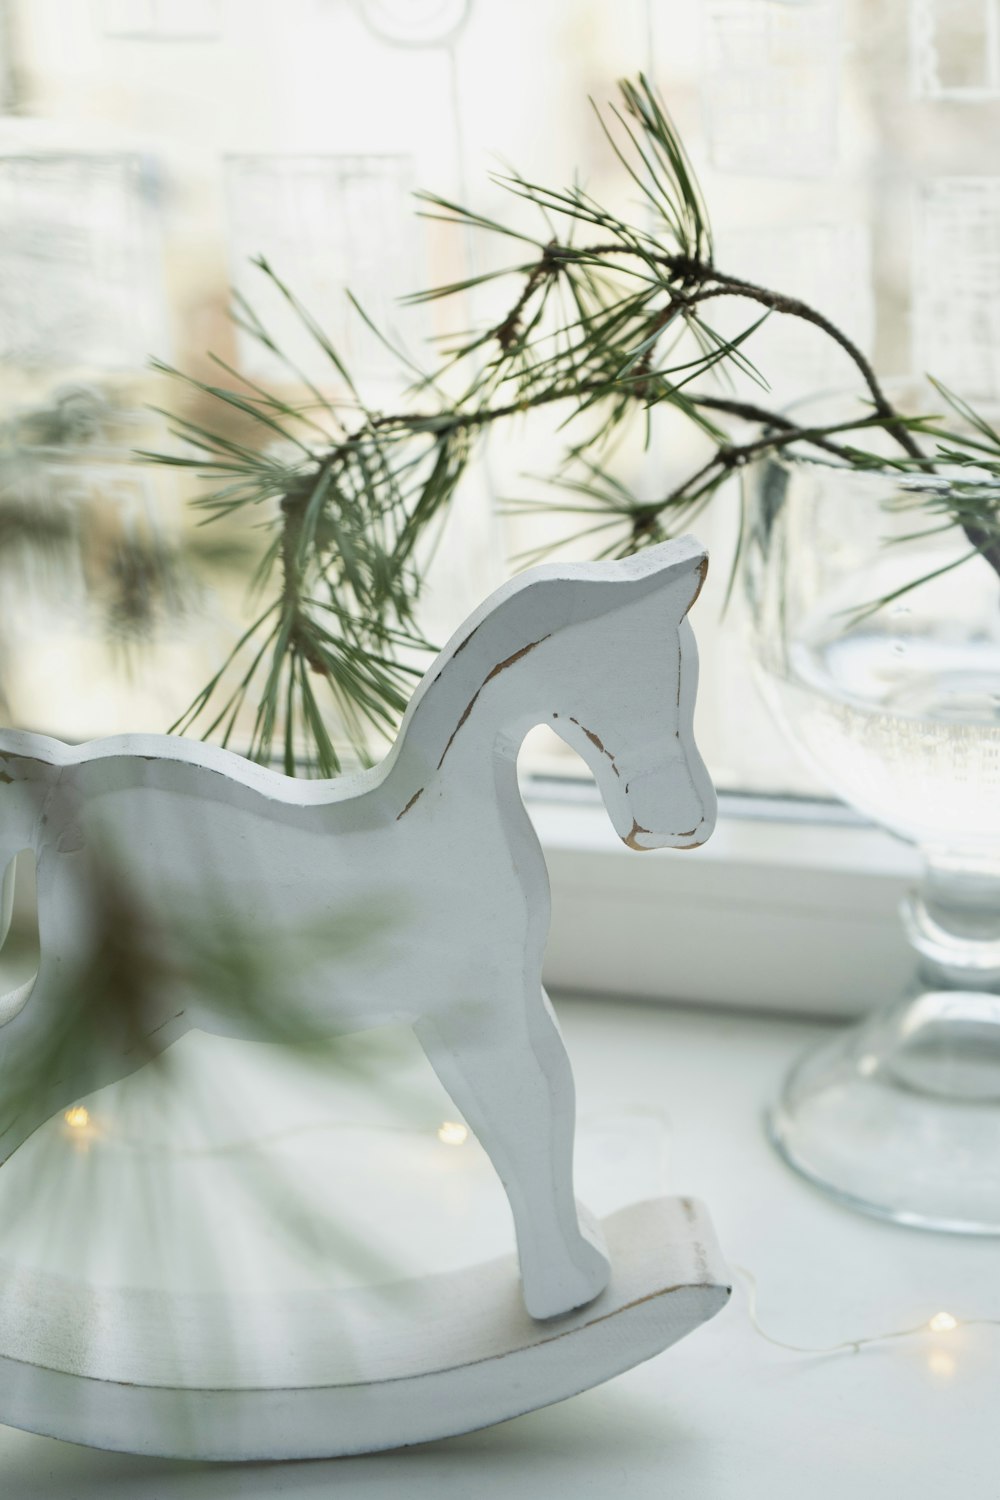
[416,986,610,1321]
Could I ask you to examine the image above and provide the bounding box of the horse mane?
[391,535,708,786]
[435,531,704,677]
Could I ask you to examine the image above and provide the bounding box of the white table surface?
[1,995,996,1499]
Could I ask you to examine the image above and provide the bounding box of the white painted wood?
[0,535,720,1456]
[0,1196,730,1460]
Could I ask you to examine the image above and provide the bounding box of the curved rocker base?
[0,1196,729,1460]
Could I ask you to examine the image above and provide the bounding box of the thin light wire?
[105,1117,428,1158]
[734,1262,1000,1356]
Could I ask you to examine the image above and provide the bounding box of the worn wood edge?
[0,1197,731,1461]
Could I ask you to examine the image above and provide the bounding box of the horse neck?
[390,580,580,798]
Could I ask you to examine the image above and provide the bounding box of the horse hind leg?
[0,853,36,1029]
[0,853,16,953]
[0,860,185,1169]
[0,963,190,1170]
[416,986,610,1321]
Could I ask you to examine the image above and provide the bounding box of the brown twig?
[556,242,925,461]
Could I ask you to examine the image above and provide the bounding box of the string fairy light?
[41,1100,1000,1371]
[735,1264,1000,1356]
[47,1108,999,1352]
[73,1113,478,1158]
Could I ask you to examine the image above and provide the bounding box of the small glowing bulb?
[64,1106,90,1131]
[928,1311,958,1334]
[437,1120,469,1146]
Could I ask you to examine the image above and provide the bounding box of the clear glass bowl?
[742,451,1000,1232]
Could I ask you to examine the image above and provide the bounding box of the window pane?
[0,0,993,798]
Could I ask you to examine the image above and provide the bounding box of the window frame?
[528,779,919,1018]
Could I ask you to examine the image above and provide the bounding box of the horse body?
[0,535,714,1320]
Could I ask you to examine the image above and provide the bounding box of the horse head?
[396,533,715,854]
[529,536,716,851]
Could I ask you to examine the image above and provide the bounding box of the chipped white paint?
[0,534,722,1457]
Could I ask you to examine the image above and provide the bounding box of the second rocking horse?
[0,533,728,1458]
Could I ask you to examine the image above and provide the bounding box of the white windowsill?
[2,995,992,1495]
[526,779,920,1019]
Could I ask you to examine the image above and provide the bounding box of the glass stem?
[903,849,1000,992]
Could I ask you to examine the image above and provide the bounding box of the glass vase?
[742,451,1000,1232]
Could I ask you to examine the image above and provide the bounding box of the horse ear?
[642,536,708,615]
[608,535,708,618]
[681,551,709,616]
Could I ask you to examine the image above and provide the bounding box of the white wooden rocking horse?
[0,534,729,1459]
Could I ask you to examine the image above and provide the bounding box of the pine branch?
[147,73,1000,776]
